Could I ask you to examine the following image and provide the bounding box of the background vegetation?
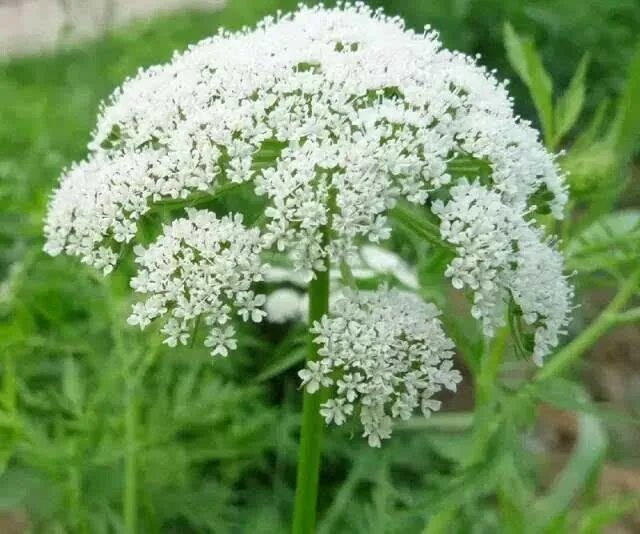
[1,0,639,532]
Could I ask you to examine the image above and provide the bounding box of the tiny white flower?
[205,325,238,358]
[298,360,333,394]
[320,399,353,426]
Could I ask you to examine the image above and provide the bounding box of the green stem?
[535,269,640,383]
[339,260,357,290]
[104,279,138,534]
[613,306,640,325]
[292,242,330,534]
[476,326,509,406]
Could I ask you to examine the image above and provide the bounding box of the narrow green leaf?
[554,53,590,147]
[62,357,84,412]
[571,98,610,151]
[608,40,640,159]
[504,22,531,86]
[498,455,536,533]
[256,346,305,382]
[395,412,473,433]
[256,328,306,382]
[319,456,375,534]
[523,44,554,146]
[423,432,471,463]
[463,403,503,469]
[425,454,504,515]
[498,477,528,534]
[390,202,453,252]
[504,23,554,146]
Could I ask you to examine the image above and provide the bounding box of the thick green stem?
[292,248,330,534]
[535,269,640,383]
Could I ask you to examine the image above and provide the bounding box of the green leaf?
[566,209,640,274]
[533,412,607,532]
[396,412,473,433]
[424,432,471,463]
[554,53,590,147]
[319,455,376,534]
[503,23,532,87]
[531,378,640,426]
[497,457,534,534]
[62,357,84,413]
[256,328,306,382]
[504,23,554,146]
[425,453,505,515]
[447,155,492,181]
[423,507,458,534]
[390,202,454,252]
[463,403,504,469]
[256,346,305,383]
[571,98,610,151]
[608,40,640,160]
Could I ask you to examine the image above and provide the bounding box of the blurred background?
[1,1,639,532]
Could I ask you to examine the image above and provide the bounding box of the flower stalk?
[292,234,330,534]
[476,326,509,406]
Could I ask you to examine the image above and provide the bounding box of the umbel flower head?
[43,3,572,445]
[301,287,461,447]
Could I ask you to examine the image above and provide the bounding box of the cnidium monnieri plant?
[43,3,573,532]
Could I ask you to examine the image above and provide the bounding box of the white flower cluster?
[43,151,159,274]
[45,2,566,275]
[299,288,461,446]
[41,3,573,441]
[433,180,573,363]
[128,209,265,356]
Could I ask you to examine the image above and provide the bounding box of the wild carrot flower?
[300,287,461,446]
[128,209,265,356]
[44,3,572,444]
